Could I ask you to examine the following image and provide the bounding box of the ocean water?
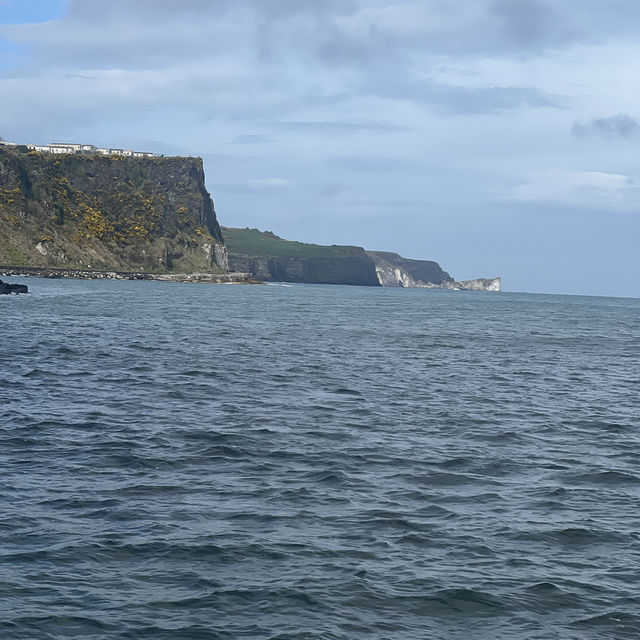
[1,277,639,640]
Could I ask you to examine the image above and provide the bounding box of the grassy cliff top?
[221,227,366,259]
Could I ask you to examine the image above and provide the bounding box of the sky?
[1,0,639,296]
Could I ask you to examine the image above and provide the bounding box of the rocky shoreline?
[0,265,261,284]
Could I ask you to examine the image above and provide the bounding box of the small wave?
[303,469,350,485]
[570,610,640,633]
[438,456,473,469]
[330,387,362,396]
[525,581,564,594]
[512,527,629,546]
[4,614,117,633]
[520,581,583,613]
[412,471,477,487]
[404,588,509,617]
[564,470,640,486]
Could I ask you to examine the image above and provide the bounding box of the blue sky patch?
[0,0,67,25]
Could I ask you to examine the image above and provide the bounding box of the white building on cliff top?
[0,139,154,158]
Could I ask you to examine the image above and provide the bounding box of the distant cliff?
[367,250,500,291]
[442,277,501,292]
[222,227,380,286]
[367,251,454,287]
[222,227,500,290]
[0,147,227,273]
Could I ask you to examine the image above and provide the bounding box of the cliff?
[367,251,499,291]
[0,147,227,273]
[441,277,501,291]
[367,251,453,287]
[222,227,499,290]
[221,227,380,286]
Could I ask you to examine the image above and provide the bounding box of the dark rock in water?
[0,279,28,294]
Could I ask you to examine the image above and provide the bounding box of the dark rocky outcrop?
[0,278,28,294]
[229,254,380,286]
[0,147,227,274]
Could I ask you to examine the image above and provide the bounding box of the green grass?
[221,227,364,258]
[0,240,27,265]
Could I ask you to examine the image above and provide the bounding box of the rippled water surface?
[1,278,639,639]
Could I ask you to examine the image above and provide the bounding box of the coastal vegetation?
[221,227,381,286]
[222,227,367,259]
[0,147,226,273]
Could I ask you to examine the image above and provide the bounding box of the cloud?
[328,155,415,172]
[231,134,275,144]
[364,74,561,114]
[0,0,570,126]
[500,169,636,206]
[271,120,410,132]
[327,0,640,60]
[246,178,294,189]
[317,181,348,197]
[572,114,640,138]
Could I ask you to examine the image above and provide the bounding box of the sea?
[1,277,639,640]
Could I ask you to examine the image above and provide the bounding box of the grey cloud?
[426,83,561,114]
[317,182,348,197]
[329,156,415,172]
[0,0,577,120]
[308,0,640,63]
[488,0,573,49]
[271,120,410,133]
[6,0,640,76]
[572,114,640,138]
[367,73,561,115]
[230,134,276,144]
[0,1,626,154]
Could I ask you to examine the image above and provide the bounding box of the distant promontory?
[222,227,501,290]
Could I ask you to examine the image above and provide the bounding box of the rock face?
[0,147,227,273]
[444,277,501,292]
[222,228,500,290]
[367,251,500,291]
[0,278,28,294]
[222,227,380,286]
[229,255,380,286]
[367,251,454,287]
